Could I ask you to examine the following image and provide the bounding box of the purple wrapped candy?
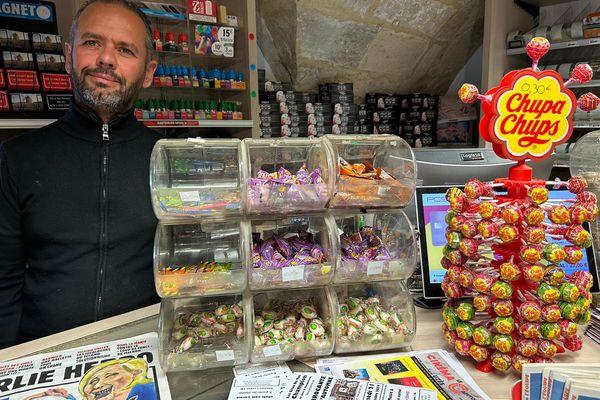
[310,168,324,184]
[296,164,311,184]
[273,235,292,259]
[311,245,325,263]
[260,240,276,260]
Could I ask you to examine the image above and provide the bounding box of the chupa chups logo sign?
[490,69,576,161]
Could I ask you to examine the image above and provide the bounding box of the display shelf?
[193,21,242,31]
[149,85,246,92]
[140,119,253,128]
[437,116,479,124]
[573,121,600,129]
[193,54,243,64]
[0,119,57,129]
[569,80,600,89]
[507,37,600,55]
[140,9,186,24]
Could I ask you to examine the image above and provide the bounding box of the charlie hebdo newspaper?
[0,333,171,400]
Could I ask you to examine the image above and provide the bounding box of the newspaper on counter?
[0,333,171,400]
[315,349,491,400]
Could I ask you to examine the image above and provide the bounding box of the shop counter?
[2,305,599,400]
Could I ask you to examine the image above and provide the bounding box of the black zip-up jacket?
[0,103,161,348]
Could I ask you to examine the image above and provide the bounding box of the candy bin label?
[215,350,235,361]
[262,344,283,357]
[492,70,575,161]
[282,265,305,282]
[367,261,385,275]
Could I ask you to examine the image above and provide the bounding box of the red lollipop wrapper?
[447,264,463,282]
[493,299,515,317]
[570,270,594,294]
[571,63,593,83]
[517,339,538,357]
[525,226,547,244]
[491,351,512,371]
[577,92,600,112]
[570,204,588,225]
[499,262,521,282]
[526,37,550,62]
[498,224,518,243]
[450,194,470,213]
[512,354,532,373]
[564,225,591,247]
[524,207,546,226]
[479,202,499,219]
[458,269,475,288]
[519,322,542,339]
[567,176,587,194]
[454,338,473,356]
[576,191,597,205]
[583,202,598,222]
[461,219,478,238]
[528,186,549,205]
[458,84,479,104]
[502,205,522,224]
[548,206,571,225]
[464,179,486,200]
[473,273,494,293]
[520,245,543,264]
[537,339,557,358]
[473,294,492,311]
[443,323,458,345]
[522,263,545,283]
[519,300,542,322]
[558,319,578,338]
[459,238,479,258]
[469,344,490,363]
[563,335,583,352]
[542,304,562,322]
[477,220,499,239]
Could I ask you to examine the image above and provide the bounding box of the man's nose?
[97,45,116,68]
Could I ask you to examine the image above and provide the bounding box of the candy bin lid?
[158,294,251,371]
[332,281,416,354]
[241,137,335,215]
[245,213,337,291]
[154,219,248,298]
[331,209,417,284]
[150,138,243,220]
[250,286,335,363]
[324,134,416,209]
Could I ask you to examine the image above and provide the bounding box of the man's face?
[65,3,156,115]
[83,364,138,400]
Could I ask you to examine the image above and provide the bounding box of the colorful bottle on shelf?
[178,32,188,53]
[153,65,163,87]
[164,31,176,52]
[191,67,199,87]
[153,29,163,52]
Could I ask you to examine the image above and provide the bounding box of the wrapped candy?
[446,230,461,249]
[456,322,475,339]
[473,272,495,293]
[583,202,599,222]
[564,225,591,247]
[454,339,473,356]
[537,283,561,304]
[502,205,522,224]
[493,299,514,317]
[563,335,583,352]
[576,309,591,324]
[519,301,542,322]
[464,179,487,200]
[517,339,538,357]
[494,316,515,334]
[456,302,475,321]
[570,204,589,225]
[576,191,597,205]
[540,322,561,339]
[458,84,479,104]
[473,326,493,346]
[522,263,545,283]
[448,215,467,232]
[443,324,458,346]
[577,92,600,112]
[526,37,550,65]
[479,202,499,219]
[477,220,499,239]
[491,351,512,371]
[525,227,546,244]
[491,280,513,300]
[543,243,567,264]
[493,334,514,353]
[548,206,571,225]
[445,282,464,299]
[473,294,492,311]
[519,322,542,339]
[559,282,580,303]
[524,207,546,226]
[499,262,520,282]
[499,224,518,243]
[559,301,582,321]
[537,340,557,358]
[445,187,463,201]
[545,266,566,286]
[558,319,578,338]
[442,306,459,330]
[446,265,463,282]
[571,63,593,84]
[450,195,470,213]
[521,245,542,264]
[446,249,465,266]
[459,238,479,258]
[571,270,594,293]
[528,186,549,205]
[576,294,592,313]
[469,344,490,363]
[512,355,532,373]
[542,304,562,323]
[568,176,588,194]
[461,219,478,238]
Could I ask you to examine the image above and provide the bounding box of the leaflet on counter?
[0,333,171,400]
[315,349,491,400]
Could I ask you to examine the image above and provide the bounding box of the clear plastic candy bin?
[241,137,335,214]
[250,287,335,363]
[154,220,247,297]
[158,295,251,371]
[332,281,416,354]
[246,214,336,290]
[332,210,416,283]
[325,134,416,209]
[150,138,243,219]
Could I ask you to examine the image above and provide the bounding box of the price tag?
[367,261,384,275]
[262,345,282,357]
[282,266,304,282]
[179,190,200,202]
[215,350,235,362]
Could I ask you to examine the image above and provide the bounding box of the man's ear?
[142,60,158,88]
[64,42,72,74]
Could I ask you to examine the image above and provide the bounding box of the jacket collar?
[57,101,143,143]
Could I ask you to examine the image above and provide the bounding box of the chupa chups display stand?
[440,37,600,377]
[149,134,420,370]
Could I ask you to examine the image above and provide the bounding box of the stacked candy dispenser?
[150,138,251,371]
[442,37,600,373]
[324,134,418,354]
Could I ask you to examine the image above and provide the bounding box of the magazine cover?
[0,333,171,400]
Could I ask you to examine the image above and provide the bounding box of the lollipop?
[576,294,592,313]
[459,238,479,258]
[442,306,459,330]
[544,266,566,286]
[498,224,518,243]
[543,243,567,264]
[448,215,467,232]
[577,92,600,113]
[473,326,493,346]
[571,270,594,293]
[473,273,495,293]
[454,339,472,356]
[559,282,580,303]
[477,220,499,239]
[547,206,570,225]
[570,204,589,225]
[443,324,458,345]
[491,351,512,371]
[522,263,545,283]
[445,187,463,201]
[493,334,514,353]
[577,191,598,205]
[528,186,549,205]
[464,179,486,200]
[450,195,470,213]
[494,317,515,334]
[525,227,546,244]
[446,249,465,265]
[576,309,591,324]
[456,322,475,339]
[524,207,545,226]
[583,202,598,222]
[526,37,550,70]
[446,230,461,249]
[558,319,578,338]
[537,283,561,304]
[540,322,561,340]
[521,245,542,264]
[560,301,582,321]
[445,210,458,225]
[570,63,594,84]
[447,265,463,282]
[456,302,475,321]
[469,344,490,363]
[491,280,513,300]
[567,176,588,194]
[479,202,499,219]
[519,301,542,322]
[519,322,541,339]
[512,355,532,373]
[493,299,514,317]
[517,339,538,357]
[537,340,557,358]
[542,304,562,323]
[458,269,475,288]
[564,225,591,247]
[502,205,522,224]
[473,294,492,311]
[445,282,464,299]
[461,219,478,238]
[563,335,583,352]
[499,262,520,282]
[458,84,479,104]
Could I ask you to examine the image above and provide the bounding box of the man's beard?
[71,66,144,116]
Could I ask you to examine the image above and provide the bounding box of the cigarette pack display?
[330,93,354,104]
[150,138,243,220]
[332,209,416,283]
[2,51,34,69]
[399,124,415,147]
[357,105,368,120]
[158,294,251,371]
[154,220,247,298]
[306,102,332,114]
[414,123,437,147]
[332,281,416,353]
[309,124,332,137]
[250,287,335,362]
[31,32,62,51]
[332,124,358,135]
[43,93,71,112]
[279,101,304,114]
[356,124,373,134]
[373,123,398,135]
[245,214,336,290]
[333,103,358,115]
[260,126,281,138]
[0,29,29,49]
[264,81,293,92]
[366,94,402,109]
[326,134,416,209]
[9,92,42,112]
[35,52,65,72]
[326,83,353,94]
[285,125,309,137]
[259,101,277,114]
[259,113,279,127]
[332,114,356,125]
[0,91,9,112]
[5,69,39,90]
[40,73,71,92]
[242,137,335,214]
[259,91,277,102]
[372,110,398,123]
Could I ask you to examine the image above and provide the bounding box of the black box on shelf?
[333,103,358,115]
[281,112,309,126]
[330,93,354,104]
[9,92,44,113]
[306,102,332,114]
[356,124,373,134]
[259,101,278,114]
[2,51,34,69]
[260,126,282,138]
[332,114,356,125]
[332,124,358,135]
[264,81,293,92]
[372,110,398,123]
[0,29,30,49]
[43,93,72,112]
[32,32,62,51]
[35,52,65,72]
[326,82,353,94]
[373,123,398,135]
[279,101,305,114]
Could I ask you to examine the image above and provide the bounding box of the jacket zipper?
[95,123,110,319]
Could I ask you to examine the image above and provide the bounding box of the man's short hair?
[69,0,155,63]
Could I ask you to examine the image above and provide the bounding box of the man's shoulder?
[2,120,63,153]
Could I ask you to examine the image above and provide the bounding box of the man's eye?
[120,47,135,56]
[83,40,98,47]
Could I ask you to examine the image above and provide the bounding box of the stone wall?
[256,0,484,100]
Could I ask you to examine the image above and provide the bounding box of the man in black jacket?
[0,0,160,348]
